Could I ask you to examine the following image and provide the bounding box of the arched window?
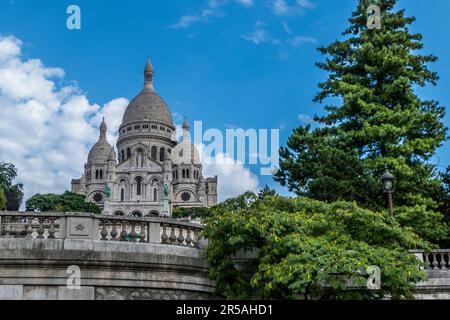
[131,211,142,217]
[160,148,165,161]
[182,169,185,179]
[151,146,157,160]
[121,150,125,162]
[135,177,143,196]
[186,169,190,179]
[119,179,127,201]
[95,170,99,179]
[99,170,103,180]
[127,148,131,159]
[153,188,157,201]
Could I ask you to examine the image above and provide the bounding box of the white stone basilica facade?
[71,60,217,217]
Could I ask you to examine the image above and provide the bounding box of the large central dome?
[121,60,173,127]
[122,88,173,125]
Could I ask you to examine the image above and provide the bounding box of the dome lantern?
[100,117,107,140]
[119,59,174,129]
[182,116,190,142]
[144,58,154,90]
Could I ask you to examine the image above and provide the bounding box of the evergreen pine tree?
[275,0,448,242]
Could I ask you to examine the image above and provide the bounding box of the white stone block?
[0,285,23,300]
[57,286,95,300]
[23,286,58,300]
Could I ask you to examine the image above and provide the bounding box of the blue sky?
[0,0,449,201]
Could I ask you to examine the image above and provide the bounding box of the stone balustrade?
[2,212,450,300]
[412,249,450,270]
[0,211,203,248]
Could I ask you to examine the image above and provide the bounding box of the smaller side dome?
[87,119,113,164]
[108,147,117,162]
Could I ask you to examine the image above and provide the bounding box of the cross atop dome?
[144,58,154,90]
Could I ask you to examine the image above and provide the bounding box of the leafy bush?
[203,192,432,300]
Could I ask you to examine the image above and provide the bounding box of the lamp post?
[381,164,396,215]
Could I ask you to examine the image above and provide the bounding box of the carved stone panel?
[66,217,93,239]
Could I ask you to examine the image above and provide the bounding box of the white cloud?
[273,0,290,15]
[236,0,253,7]
[241,28,280,45]
[202,152,259,202]
[171,0,253,28]
[288,35,318,46]
[0,35,128,208]
[172,15,201,29]
[272,0,314,16]
[282,21,292,34]
[241,21,316,49]
[297,0,314,9]
[298,114,316,124]
[0,35,22,59]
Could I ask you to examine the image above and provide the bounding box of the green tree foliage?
[274,0,448,243]
[436,166,450,219]
[172,206,212,219]
[258,185,278,199]
[0,162,24,210]
[203,192,431,300]
[0,188,6,210]
[26,191,101,214]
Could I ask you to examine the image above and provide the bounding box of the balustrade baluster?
[120,221,128,241]
[139,222,147,243]
[100,220,109,240]
[25,218,33,239]
[110,221,118,240]
[185,228,192,246]
[15,217,23,238]
[37,218,45,239]
[169,225,177,244]
[161,224,168,244]
[432,253,439,270]
[441,253,448,270]
[177,226,185,245]
[48,218,56,239]
[4,218,12,237]
[130,222,137,242]
[424,253,431,270]
[0,217,6,236]
[9,217,17,237]
[192,228,199,248]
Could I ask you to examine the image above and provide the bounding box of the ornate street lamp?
[381,164,396,215]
